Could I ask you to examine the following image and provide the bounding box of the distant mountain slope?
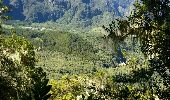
[4,0,134,28]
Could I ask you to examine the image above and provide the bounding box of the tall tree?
[104,0,170,99]
[129,0,170,80]
[128,0,170,99]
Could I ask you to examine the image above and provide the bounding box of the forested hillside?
[4,0,134,28]
[1,0,170,100]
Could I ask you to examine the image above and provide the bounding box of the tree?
[103,0,170,99]
[0,0,51,99]
[129,0,170,81]
[0,0,10,33]
[128,0,170,99]
[102,19,130,64]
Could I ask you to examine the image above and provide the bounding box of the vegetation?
[5,0,135,30]
[1,0,170,100]
[103,0,170,99]
[129,0,170,98]
[0,1,51,99]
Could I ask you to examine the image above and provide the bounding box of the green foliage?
[49,71,155,100]
[32,68,52,100]
[100,0,170,99]
[0,34,51,99]
[129,0,170,98]
[0,1,10,21]
[49,75,84,100]
[10,27,98,60]
[99,0,170,99]
[3,22,115,81]
[0,0,10,34]
[3,0,170,100]
[0,2,51,98]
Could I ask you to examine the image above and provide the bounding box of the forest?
[0,0,170,100]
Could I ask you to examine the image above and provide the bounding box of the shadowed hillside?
[4,0,134,28]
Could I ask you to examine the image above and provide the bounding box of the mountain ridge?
[5,0,134,28]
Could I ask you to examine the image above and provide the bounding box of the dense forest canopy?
[0,0,170,100]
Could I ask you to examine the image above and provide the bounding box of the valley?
[1,0,170,100]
